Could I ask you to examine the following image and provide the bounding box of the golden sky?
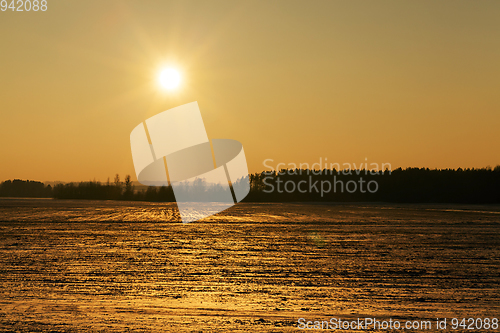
[1,0,499,182]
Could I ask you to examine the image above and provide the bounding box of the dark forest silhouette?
[1,167,500,204]
[247,166,500,204]
[50,174,176,202]
[0,179,52,198]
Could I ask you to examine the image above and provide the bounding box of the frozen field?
[0,199,499,332]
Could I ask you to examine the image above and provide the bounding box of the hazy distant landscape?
[1,199,499,332]
[2,166,500,204]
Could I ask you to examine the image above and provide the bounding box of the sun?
[158,68,181,90]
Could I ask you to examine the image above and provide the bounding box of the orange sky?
[1,0,499,182]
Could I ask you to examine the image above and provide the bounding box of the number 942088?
[1,0,47,11]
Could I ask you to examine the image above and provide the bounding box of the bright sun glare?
[159,68,181,90]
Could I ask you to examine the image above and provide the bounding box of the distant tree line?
[246,166,500,204]
[0,179,52,198]
[1,167,499,203]
[51,174,176,202]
